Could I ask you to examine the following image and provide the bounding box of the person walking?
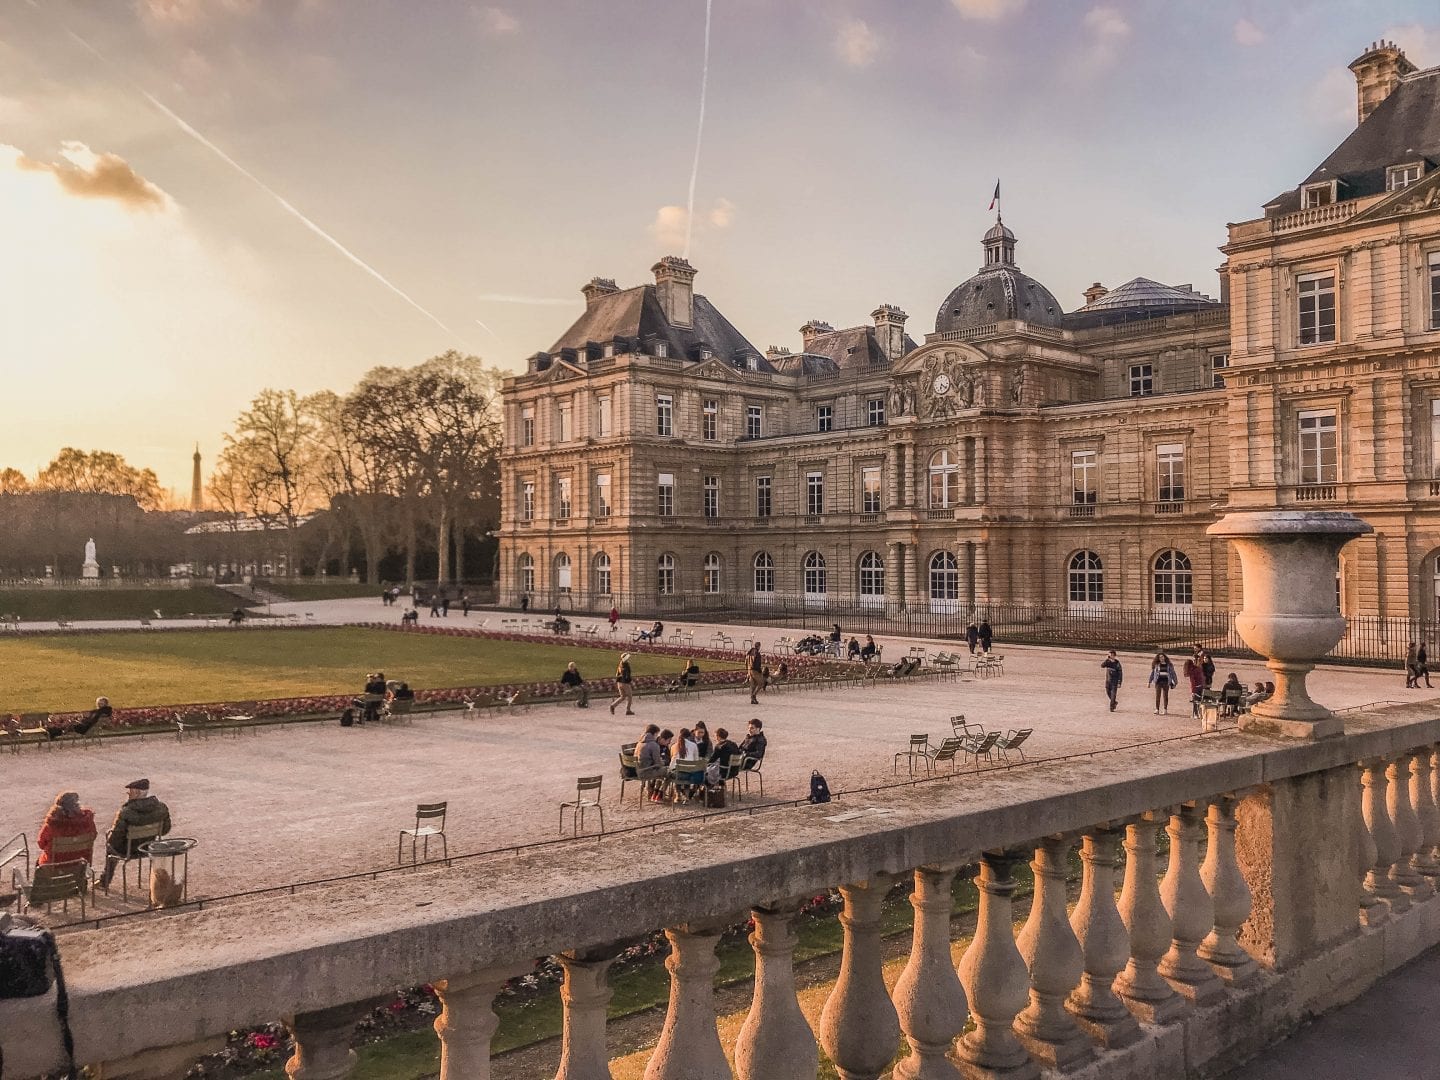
[1101,650,1123,711]
[1149,651,1176,715]
[1420,643,1434,689]
[745,642,764,705]
[608,605,620,632]
[610,653,635,716]
[978,619,993,653]
[1407,641,1420,688]
[460,592,470,617]
[965,621,980,655]
[520,594,530,613]
[1198,648,1216,690]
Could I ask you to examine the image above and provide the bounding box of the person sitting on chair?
[1243,680,1270,707]
[860,635,878,662]
[47,696,112,740]
[401,608,419,625]
[739,718,767,765]
[560,661,589,707]
[358,672,387,723]
[98,779,171,891]
[228,607,245,625]
[37,790,96,867]
[639,619,664,643]
[708,727,741,782]
[846,636,862,661]
[666,658,700,694]
[1221,672,1245,698]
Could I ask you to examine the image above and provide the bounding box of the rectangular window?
[1210,352,1230,388]
[556,400,572,442]
[520,480,535,521]
[1388,163,1422,191]
[746,404,763,439]
[1297,272,1337,345]
[806,471,824,516]
[1303,182,1333,208]
[703,476,719,518]
[1156,443,1185,502]
[656,394,673,436]
[753,558,773,594]
[657,472,674,517]
[1071,450,1097,504]
[1128,364,1153,397]
[596,395,612,438]
[817,403,833,433]
[867,398,886,426]
[555,475,572,519]
[861,466,882,514]
[594,472,611,518]
[755,475,772,518]
[521,407,534,447]
[1298,410,1338,485]
[702,399,718,441]
[594,561,611,595]
[1429,252,1440,331]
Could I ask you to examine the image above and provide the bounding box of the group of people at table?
[626,718,767,803]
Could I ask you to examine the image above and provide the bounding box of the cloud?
[476,6,519,35]
[708,197,736,229]
[15,142,167,210]
[138,0,261,24]
[1308,67,1356,127]
[835,17,880,68]
[650,199,735,250]
[1233,18,1264,46]
[1083,6,1130,40]
[949,0,1025,20]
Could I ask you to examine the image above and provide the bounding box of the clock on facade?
[931,373,952,396]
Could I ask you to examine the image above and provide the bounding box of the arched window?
[803,551,827,596]
[858,551,885,597]
[929,449,959,509]
[518,553,535,594]
[1068,550,1104,606]
[929,551,959,600]
[554,552,572,593]
[703,553,722,594]
[753,551,774,594]
[657,553,675,596]
[1153,549,1193,608]
[592,552,612,596]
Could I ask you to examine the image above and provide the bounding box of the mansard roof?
[546,285,767,369]
[798,325,917,372]
[1063,277,1220,329]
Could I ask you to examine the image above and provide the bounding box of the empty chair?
[559,776,605,835]
[995,727,1033,764]
[18,862,88,919]
[894,734,932,776]
[927,736,967,774]
[950,714,982,740]
[963,730,1001,769]
[398,802,448,864]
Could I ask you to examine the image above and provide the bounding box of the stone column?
[735,903,817,1080]
[97,1037,226,1079]
[974,541,990,604]
[1158,804,1225,1005]
[1358,782,1388,927]
[434,964,530,1080]
[285,1002,371,1080]
[956,852,1039,1079]
[645,925,730,1080]
[1412,749,1440,877]
[1197,798,1257,986]
[1389,754,1434,899]
[556,950,619,1080]
[1067,828,1140,1048]
[893,865,966,1080]
[1362,759,1408,914]
[1015,836,1091,1072]
[1115,816,1186,1023]
[819,875,902,1080]
[889,542,905,614]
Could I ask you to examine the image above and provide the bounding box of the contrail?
[476,293,576,306]
[474,317,504,343]
[60,26,468,346]
[682,0,713,260]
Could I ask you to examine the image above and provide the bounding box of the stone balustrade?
[10,705,1440,1079]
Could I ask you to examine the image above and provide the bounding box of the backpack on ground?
[705,783,726,809]
[339,708,355,727]
[808,770,832,804]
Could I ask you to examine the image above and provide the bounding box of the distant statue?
[85,538,97,564]
[82,537,100,579]
[1010,367,1025,406]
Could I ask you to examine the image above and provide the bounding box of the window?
[806,471,825,516]
[655,341,669,358]
[555,475,572,519]
[596,396,612,438]
[593,552,611,596]
[520,480,535,521]
[1068,551,1104,605]
[554,552,572,593]
[1129,364,1153,397]
[867,398,886,426]
[929,551,959,601]
[1297,272,1336,345]
[858,551,885,597]
[1156,443,1185,502]
[1302,182,1333,208]
[518,553,534,593]
[521,407,534,447]
[1432,401,1440,478]
[746,404,763,439]
[929,449,959,509]
[1430,252,1440,331]
[1153,549,1193,607]
[1388,162,1423,191]
[556,400,572,442]
[702,399,718,440]
[1071,450,1098,504]
[753,552,774,594]
[703,476,719,518]
[861,466,882,514]
[594,472,611,518]
[657,553,675,595]
[1211,353,1230,388]
[756,475,772,517]
[656,394,673,436]
[1298,410,1338,484]
[817,403,833,433]
[657,472,674,517]
[803,551,827,595]
[703,553,721,594]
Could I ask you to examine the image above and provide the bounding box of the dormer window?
[698,345,712,360]
[1302,181,1335,208]
[1388,162,1424,192]
[603,342,615,358]
[655,341,669,358]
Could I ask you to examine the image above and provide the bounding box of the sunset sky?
[2,0,1437,497]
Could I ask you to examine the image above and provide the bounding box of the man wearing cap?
[610,653,635,716]
[98,779,172,890]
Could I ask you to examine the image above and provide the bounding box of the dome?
[983,221,1015,243]
[935,217,1064,335]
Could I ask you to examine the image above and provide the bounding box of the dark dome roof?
[935,268,1064,334]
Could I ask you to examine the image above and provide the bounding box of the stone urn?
[1206,510,1372,739]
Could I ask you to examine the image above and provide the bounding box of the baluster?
[285,1002,370,1080]
[1015,837,1091,1071]
[735,903,818,1080]
[1412,748,1440,878]
[1390,753,1434,898]
[645,925,730,1080]
[434,964,530,1080]
[1363,758,1408,914]
[1197,797,1257,985]
[556,950,619,1080]
[1158,803,1225,1004]
[1431,747,1440,863]
[1115,815,1186,1024]
[819,874,902,1080]
[893,865,966,1080]
[1067,828,1141,1048]
[956,852,1038,1079]
[1357,776,1388,926]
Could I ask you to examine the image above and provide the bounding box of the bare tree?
[34,448,163,509]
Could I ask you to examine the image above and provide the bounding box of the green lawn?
[258,582,395,601]
[0,627,731,713]
[0,586,245,622]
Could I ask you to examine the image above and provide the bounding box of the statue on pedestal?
[82,537,100,579]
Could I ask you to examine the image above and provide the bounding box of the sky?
[1,0,1438,498]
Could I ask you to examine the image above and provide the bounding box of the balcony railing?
[1294,484,1338,503]
[859,512,882,524]
[1068,503,1097,519]
[924,508,955,521]
[1154,500,1185,515]
[1269,201,1361,232]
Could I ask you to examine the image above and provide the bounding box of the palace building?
[498,40,1440,622]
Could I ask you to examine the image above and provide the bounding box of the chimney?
[1083,282,1109,306]
[870,304,909,361]
[651,257,696,328]
[799,319,834,350]
[1349,40,1416,125]
[581,277,618,306]
[766,345,792,360]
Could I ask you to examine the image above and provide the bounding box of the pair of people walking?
[1099,649,1178,714]
[1406,641,1433,688]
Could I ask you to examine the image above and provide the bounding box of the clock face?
[932,373,952,396]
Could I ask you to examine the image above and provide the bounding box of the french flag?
[988,180,1000,211]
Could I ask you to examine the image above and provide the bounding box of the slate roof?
[545,285,769,370]
[935,268,1064,334]
[1063,277,1220,329]
[795,325,918,372]
[1266,64,1440,215]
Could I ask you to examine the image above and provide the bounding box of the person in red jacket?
[37,791,97,867]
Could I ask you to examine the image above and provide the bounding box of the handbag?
[0,914,78,1078]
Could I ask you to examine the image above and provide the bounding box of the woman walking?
[1420,643,1434,689]
[610,652,635,716]
[1149,651,1177,715]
